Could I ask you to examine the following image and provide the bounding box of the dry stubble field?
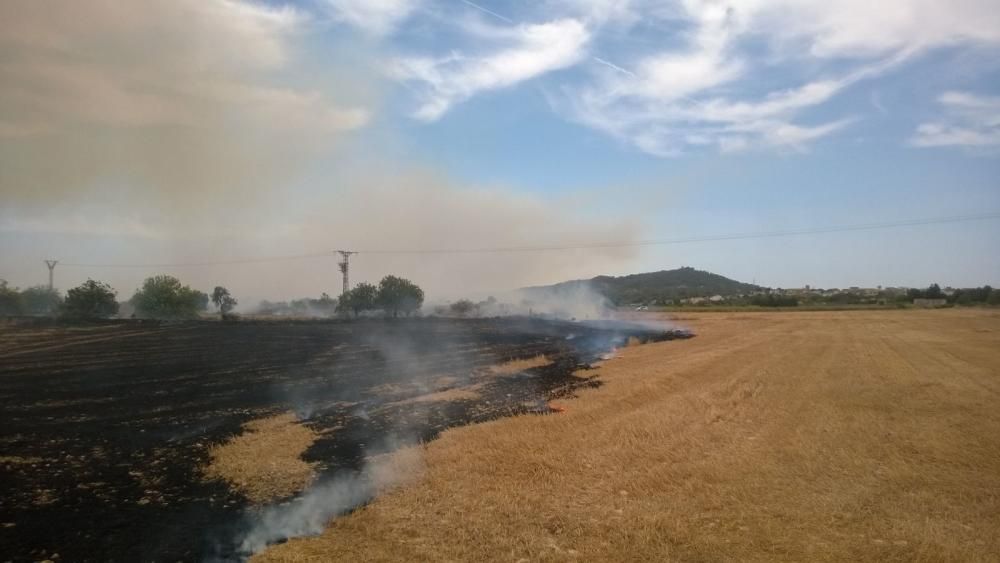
[257,309,1000,562]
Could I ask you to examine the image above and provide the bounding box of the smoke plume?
[0,0,646,301]
[0,0,369,206]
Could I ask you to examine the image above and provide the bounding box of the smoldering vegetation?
[259,281,616,321]
[0,316,691,562]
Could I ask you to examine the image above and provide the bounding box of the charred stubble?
[0,317,689,561]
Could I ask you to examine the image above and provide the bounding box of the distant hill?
[522,267,761,305]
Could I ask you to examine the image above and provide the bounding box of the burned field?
[0,317,689,562]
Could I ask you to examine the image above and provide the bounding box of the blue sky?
[1,0,999,300]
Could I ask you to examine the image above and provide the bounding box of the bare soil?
[255,309,1000,563]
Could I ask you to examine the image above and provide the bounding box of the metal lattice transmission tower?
[44,260,58,290]
[336,251,356,296]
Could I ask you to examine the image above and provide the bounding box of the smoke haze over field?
[0,1,370,204]
[0,0,645,301]
[1,166,644,301]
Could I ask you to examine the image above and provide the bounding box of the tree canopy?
[62,279,119,319]
[377,275,424,317]
[211,286,237,317]
[21,286,62,316]
[130,275,204,319]
[0,280,24,316]
[338,282,377,317]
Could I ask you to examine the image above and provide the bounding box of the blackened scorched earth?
[0,316,691,562]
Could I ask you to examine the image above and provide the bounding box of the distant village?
[660,284,997,308]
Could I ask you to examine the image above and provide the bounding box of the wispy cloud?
[321,0,419,36]
[390,18,590,121]
[556,0,995,155]
[746,0,1000,57]
[910,91,1000,149]
[314,0,1000,155]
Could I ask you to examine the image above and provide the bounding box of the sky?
[1,0,999,304]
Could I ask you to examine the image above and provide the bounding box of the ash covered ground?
[0,317,690,562]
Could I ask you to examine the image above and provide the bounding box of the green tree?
[377,275,424,318]
[925,283,944,299]
[338,282,377,318]
[21,286,62,316]
[988,288,1000,306]
[211,286,238,318]
[0,280,25,316]
[130,275,204,319]
[62,279,119,319]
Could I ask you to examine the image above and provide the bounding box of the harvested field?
[0,316,687,561]
[488,355,552,375]
[204,413,319,504]
[255,309,1000,563]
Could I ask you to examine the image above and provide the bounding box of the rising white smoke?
[236,472,370,555]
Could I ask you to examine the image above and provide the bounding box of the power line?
[55,211,1000,268]
[60,252,332,268]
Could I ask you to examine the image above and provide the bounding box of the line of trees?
[905,284,998,305]
[749,293,800,307]
[338,275,424,318]
[1,281,63,316]
[641,283,1000,308]
[944,285,999,305]
[0,276,238,320]
[1,272,426,320]
[257,276,425,318]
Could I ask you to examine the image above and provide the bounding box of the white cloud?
[758,118,856,148]
[391,18,590,120]
[367,1,996,153]
[323,0,418,36]
[557,0,999,155]
[910,91,1000,149]
[744,0,1000,57]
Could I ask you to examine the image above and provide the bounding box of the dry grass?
[367,446,427,494]
[487,355,552,375]
[392,387,482,404]
[204,413,318,504]
[378,358,552,407]
[256,310,1000,562]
